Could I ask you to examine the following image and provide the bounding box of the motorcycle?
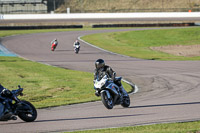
[51,43,57,51]
[74,45,80,54]
[94,75,130,109]
[0,85,37,122]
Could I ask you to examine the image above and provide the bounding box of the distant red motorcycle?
[51,43,57,51]
[51,39,58,51]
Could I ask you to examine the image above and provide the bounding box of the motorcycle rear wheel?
[101,91,113,109]
[18,100,37,122]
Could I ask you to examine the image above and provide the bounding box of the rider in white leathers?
[73,40,80,49]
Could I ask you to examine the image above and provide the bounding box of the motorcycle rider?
[93,59,128,98]
[0,84,12,114]
[51,38,58,51]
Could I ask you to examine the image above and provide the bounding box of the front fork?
[105,86,120,104]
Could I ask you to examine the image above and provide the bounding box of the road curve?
[1,28,200,133]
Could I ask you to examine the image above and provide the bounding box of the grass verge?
[0,28,85,38]
[0,27,129,38]
[82,27,200,60]
[0,56,96,108]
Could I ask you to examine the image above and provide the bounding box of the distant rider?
[93,59,128,97]
[51,38,58,51]
[0,84,12,114]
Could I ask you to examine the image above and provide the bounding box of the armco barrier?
[2,12,200,20]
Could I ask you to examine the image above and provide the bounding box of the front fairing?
[94,75,108,89]
[105,82,119,95]
[94,75,120,95]
[75,45,80,48]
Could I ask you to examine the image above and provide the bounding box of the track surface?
[1,28,200,133]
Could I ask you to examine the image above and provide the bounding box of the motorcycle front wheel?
[18,100,37,122]
[75,49,79,54]
[101,91,113,109]
[121,95,130,108]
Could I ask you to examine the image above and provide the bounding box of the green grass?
[67,121,200,133]
[0,28,85,37]
[0,27,129,37]
[0,56,96,108]
[82,27,200,60]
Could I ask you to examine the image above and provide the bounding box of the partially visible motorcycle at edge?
[0,85,37,122]
[94,75,137,109]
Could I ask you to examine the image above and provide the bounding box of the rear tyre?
[101,91,113,109]
[18,100,37,122]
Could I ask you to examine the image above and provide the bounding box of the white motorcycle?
[94,75,131,109]
[74,45,80,54]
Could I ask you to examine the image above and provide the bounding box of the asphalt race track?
[1,28,200,133]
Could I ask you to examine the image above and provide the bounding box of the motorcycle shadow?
[128,101,200,109]
[0,113,152,125]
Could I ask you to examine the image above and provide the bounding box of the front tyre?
[18,100,37,122]
[75,49,79,54]
[101,91,113,109]
[121,95,130,108]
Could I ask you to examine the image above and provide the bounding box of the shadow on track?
[0,113,152,125]
[129,101,200,109]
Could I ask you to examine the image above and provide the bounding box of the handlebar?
[11,85,23,96]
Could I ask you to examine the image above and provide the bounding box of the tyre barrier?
[92,23,195,28]
[0,25,83,30]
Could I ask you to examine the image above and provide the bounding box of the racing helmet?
[95,59,105,69]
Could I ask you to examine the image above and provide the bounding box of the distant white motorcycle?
[74,45,80,54]
[94,75,131,109]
